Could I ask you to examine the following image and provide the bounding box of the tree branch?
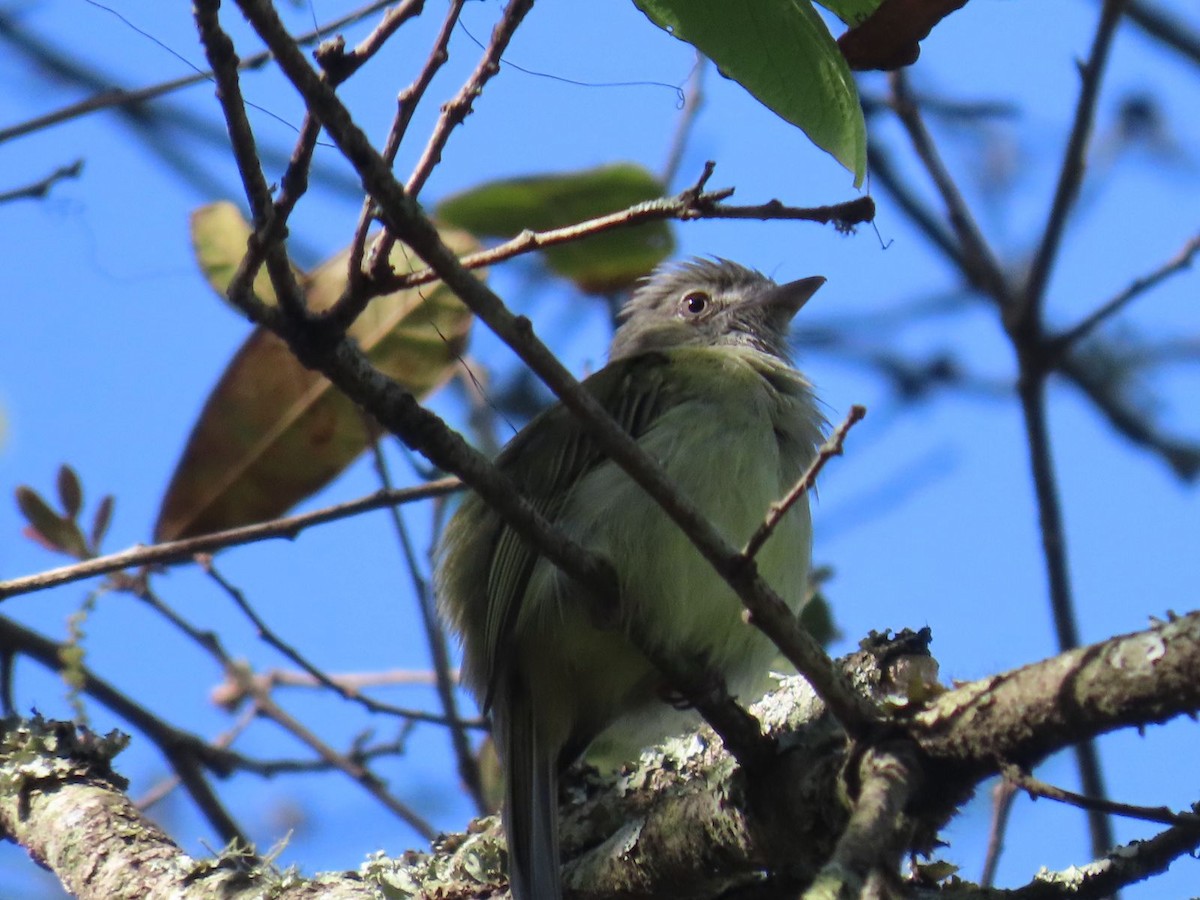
[0,158,83,204]
[1020,0,1128,325]
[1050,230,1200,355]
[0,479,461,601]
[743,405,866,561]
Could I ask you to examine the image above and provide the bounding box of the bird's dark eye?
[681,290,710,316]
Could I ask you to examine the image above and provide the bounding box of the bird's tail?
[500,691,562,900]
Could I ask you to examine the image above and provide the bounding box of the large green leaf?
[436,163,674,294]
[633,0,866,185]
[155,206,477,542]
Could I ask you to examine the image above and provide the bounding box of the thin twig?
[210,666,486,731]
[358,0,523,284]
[233,657,438,839]
[1015,370,1116,859]
[1050,231,1200,355]
[1006,2,1130,863]
[344,0,466,324]
[981,777,1018,887]
[244,728,419,775]
[0,615,253,849]
[360,184,872,299]
[199,556,464,725]
[1122,0,1200,78]
[1021,0,1129,325]
[364,435,487,813]
[0,0,398,146]
[743,405,866,561]
[1003,763,1200,827]
[318,0,426,82]
[1058,352,1200,481]
[0,159,83,204]
[888,71,1011,303]
[135,706,257,812]
[405,0,534,199]
[194,0,306,325]
[0,479,461,601]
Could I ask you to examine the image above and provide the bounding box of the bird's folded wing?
[480,352,680,706]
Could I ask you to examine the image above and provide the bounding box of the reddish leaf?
[16,485,89,559]
[57,464,83,520]
[91,495,115,551]
[838,0,969,71]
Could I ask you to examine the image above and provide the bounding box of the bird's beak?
[749,275,826,323]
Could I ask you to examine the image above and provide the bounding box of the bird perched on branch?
[436,258,827,900]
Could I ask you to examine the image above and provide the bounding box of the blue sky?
[1,1,1197,896]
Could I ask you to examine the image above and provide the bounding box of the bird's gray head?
[608,258,824,364]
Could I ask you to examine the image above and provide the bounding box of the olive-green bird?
[436,258,826,900]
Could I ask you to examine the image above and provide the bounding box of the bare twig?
[357,0,524,288]
[0,0,397,146]
[1058,352,1200,481]
[0,615,252,849]
[198,556,465,726]
[344,0,466,325]
[364,436,487,813]
[1122,0,1200,70]
[980,777,1017,887]
[361,183,873,299]
[888,71,1010,303]
[1003,763,1200,827]
[1003,3,1131,861]
[1051,231,1200,355]
[743,405,866,561]
[232,657,438,839]
[0,479,461,601]
[135,706,257,812]
[1015,371,1116,859]
[318,0,426,82]
[195,0,306,325]
[405,0,534,199]
[0,159,83,204]
[1020,0,1129,325]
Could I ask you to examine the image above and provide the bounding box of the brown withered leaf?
[155,210,476,541]
[838,0,969,71]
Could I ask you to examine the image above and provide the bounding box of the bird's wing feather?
[480,352,679,707]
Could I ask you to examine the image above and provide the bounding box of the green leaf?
[155,223,478,542]
[633,0,866,185]
[814,0,883,26]
[436,163,674,293]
